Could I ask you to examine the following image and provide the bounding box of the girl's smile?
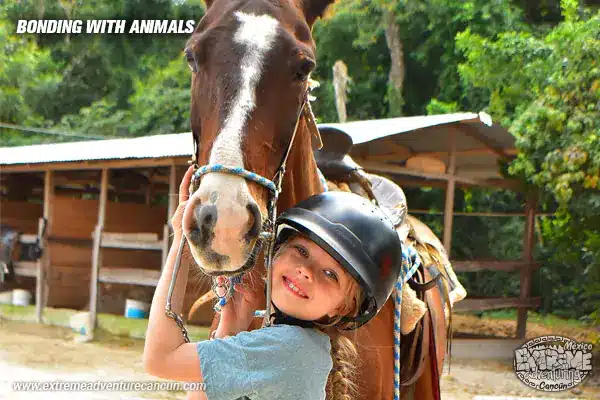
[282,276,309,298]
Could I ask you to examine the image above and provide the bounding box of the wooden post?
[145,168,154,205]
[517,195,536,339]
[36,170,53,323]
[35,171,54,324]
[332,60,349,123]
[90,169,108,332]
[161,224,170,270]
[168,165,177,220]
[443,130,457,254]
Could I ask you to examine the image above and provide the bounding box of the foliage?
[0,0,202,142]
[458,0,600,322]
[0,10,61,128]
[312,0,525,119]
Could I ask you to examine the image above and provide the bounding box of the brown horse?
[182,1,447,398]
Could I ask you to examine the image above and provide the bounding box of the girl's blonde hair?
[274,234,362,400]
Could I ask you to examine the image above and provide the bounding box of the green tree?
[0,8,62,146]
[458,0,600,321]
[1,0,203,145]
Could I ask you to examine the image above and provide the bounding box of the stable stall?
[0,172,46,320]
[0,134,212,326]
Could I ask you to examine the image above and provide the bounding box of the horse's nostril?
[245,202,262,242]
[188,228,202,243]
[196,204,218,229]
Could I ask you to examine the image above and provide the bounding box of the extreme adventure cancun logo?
[513,335,593,392]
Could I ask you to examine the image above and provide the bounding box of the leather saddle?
[313,127,359,180]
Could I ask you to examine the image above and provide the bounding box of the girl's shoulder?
[237,324,331,351]
[197,326,332,400]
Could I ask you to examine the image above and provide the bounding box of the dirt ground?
[451,314,599,343]
[1,318,598,400]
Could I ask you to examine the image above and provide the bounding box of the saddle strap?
[400,268,432,387]
[407,269,443,293]
[400,308,431,386]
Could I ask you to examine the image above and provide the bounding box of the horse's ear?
[301,0,335,27]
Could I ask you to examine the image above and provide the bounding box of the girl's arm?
[142,167,203,383]
[143,166,259,391]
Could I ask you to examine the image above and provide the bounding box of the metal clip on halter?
[212,275,244,312]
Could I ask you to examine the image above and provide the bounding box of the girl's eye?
[324,269,338,282]
[295,245,309,258]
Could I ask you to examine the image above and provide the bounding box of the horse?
[182,1,453,398]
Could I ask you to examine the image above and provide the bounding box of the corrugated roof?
[0,113,514,175]
[0,133,193,165]
[318,112,491,144]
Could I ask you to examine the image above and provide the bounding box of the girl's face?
[271,235,356,321]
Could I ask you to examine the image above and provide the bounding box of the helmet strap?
[270,301,315,328]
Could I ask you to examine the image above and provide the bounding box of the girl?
[143,166,402,400]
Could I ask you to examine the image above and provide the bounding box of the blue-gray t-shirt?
[196,324,332,400]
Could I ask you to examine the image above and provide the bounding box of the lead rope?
[165,235,191,343]
[394,245,421,400]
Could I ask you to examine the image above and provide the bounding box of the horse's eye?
[295,58,315,82]
[184,48,198,73]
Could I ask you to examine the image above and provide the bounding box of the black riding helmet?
[275,191,402,329]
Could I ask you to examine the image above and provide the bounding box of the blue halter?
[194,165,277,194]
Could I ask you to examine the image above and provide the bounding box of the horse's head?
[183,0,333,275]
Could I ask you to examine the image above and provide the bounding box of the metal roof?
[320,112,484,143]
[0,133,193,165]
[1,113,515,183]
[319,112,514,150]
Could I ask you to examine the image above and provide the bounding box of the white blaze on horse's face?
[208,12,279,168]
[186,12,279,273]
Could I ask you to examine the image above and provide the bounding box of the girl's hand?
[170,166,195,238]
[213,276,258,338]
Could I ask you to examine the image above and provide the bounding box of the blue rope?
[394,245,421,400]
[195,164,277,194]
[317,168,328,192]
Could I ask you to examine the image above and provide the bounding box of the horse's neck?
[242,122,320,326]
[278,121,323,210]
